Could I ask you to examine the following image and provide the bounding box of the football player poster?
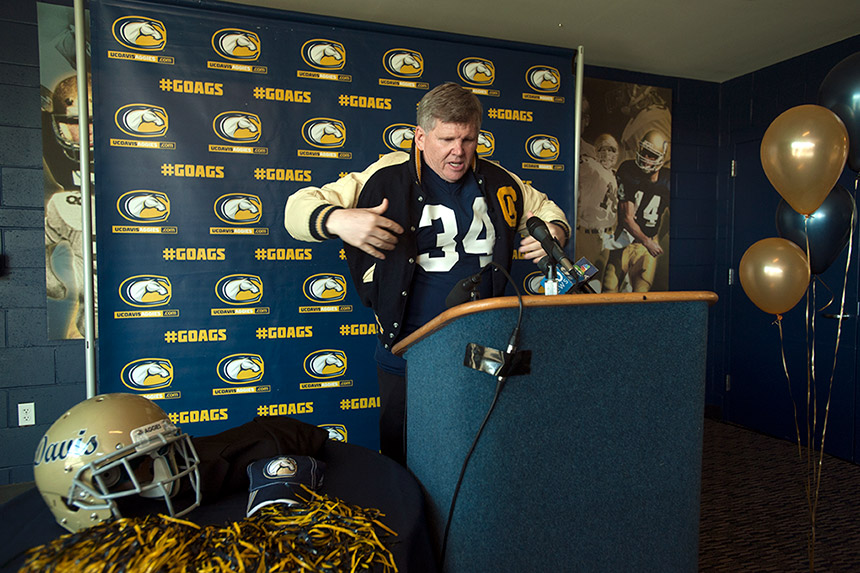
[575,77,671,293]
[38,2,95,339]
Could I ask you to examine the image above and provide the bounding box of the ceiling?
[221,0,860,82]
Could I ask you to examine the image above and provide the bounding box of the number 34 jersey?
[284,149,571,349]
[404,167,494,333]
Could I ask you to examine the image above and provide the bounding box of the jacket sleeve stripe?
[310,204,342,241]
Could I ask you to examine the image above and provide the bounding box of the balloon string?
[776,306,807,571]
[813,275,835,312]
[802,216,816,571]
[776,301,812,571]
[808,272,817,571]
[776,315,804,460]
[803,216,813,499]
[810,185,856,569]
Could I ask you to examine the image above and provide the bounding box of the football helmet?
[635,129,669,173]
[605,84,668,116]
[49,73,93,163]
[594,133,619,171]
[33,393,201,532]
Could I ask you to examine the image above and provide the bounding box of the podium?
[393,291,718,572]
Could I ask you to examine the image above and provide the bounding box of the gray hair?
[416,82,482,131]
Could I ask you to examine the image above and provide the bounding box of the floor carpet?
[699,419,860,572]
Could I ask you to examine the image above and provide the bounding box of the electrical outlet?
[18,402,35,427]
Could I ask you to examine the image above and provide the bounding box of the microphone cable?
[439,261,523,569]
[445,266,488,309]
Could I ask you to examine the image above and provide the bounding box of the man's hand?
[325,198,404,259]
[518,212,567,263]
[642,236,664,257]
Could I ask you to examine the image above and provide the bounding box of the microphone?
[526,216,577,276]
[445,269,484,308]
[537,255,598,294]
[537,256,575,294]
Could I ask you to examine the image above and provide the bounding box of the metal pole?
[571,46,584,252]
[74,0,97,398]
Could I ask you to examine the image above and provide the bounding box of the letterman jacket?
[284,147,571,350]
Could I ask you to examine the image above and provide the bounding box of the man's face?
[595,136,618,171]
[414,119,478,182]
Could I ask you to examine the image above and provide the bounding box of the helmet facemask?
[635,131,669,174]
[68,422,200,522]
[34,394,202,532]
[51,113,93,163]
[594,134,619,171]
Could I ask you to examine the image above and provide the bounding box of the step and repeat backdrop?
[90,0,575,448]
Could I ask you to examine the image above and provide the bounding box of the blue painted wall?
[1,0,858,484]
[720,35,860,462]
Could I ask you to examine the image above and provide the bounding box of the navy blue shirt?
[377,165,495,375]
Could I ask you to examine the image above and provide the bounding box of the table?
[0,439,436,572]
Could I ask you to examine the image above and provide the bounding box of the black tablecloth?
[0,440,436,572]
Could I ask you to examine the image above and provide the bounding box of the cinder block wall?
[0,0,87,485]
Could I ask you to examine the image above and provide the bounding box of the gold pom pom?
[21,486,398,572]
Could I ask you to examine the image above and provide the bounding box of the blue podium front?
[397,292,717,572]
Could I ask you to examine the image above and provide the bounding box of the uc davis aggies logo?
[303,274,347,303]
[382,124,415,152]
[458,58,495,86]
[212,29,260,61]
[304,349,347,379]
[477,130,495,157]
[302,118,346,149]
[112,17,167,51]
[117,190,170,223]
[264,456,298,478]
[217,354,264,384]
[215,275,263,305]
[301,39,346,70]
[382,49,423,78]
[120,358,174,391]
[119,275,171,307]
[213,112,261,143]
[320,424,347,442]
[115,104,168,138]
[526,134,560,162]
[523,271,546,296]
[526,66,561,93]
[214,193,262,225]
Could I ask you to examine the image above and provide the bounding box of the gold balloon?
[740,238,810,315]
[760,104,849,214]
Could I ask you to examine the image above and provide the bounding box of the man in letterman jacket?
[285,83,570,464]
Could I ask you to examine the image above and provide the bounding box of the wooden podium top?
[392,291,718,356]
